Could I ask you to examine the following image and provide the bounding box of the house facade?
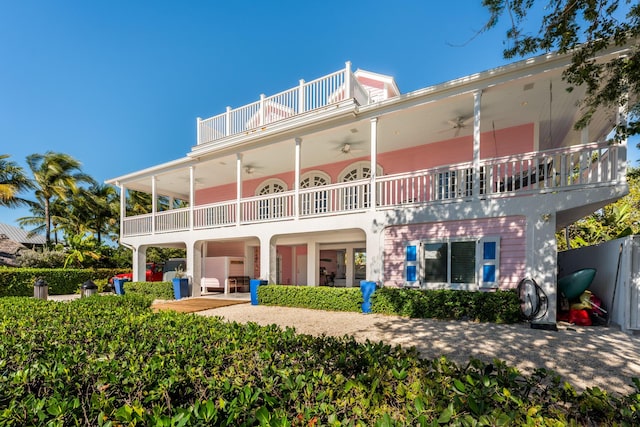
[107,46,632,326]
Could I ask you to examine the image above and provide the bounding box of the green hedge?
[258,285,521,323]
[371,287,521,323]
[258,285,362,312]
[0,267,128,297]
[0,296,637,425]
[121,281,175,300]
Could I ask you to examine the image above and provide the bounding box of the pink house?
[107,46,631,327]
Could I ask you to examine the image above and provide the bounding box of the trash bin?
[34,278,48,300]
[172,277,189,300]
[113,278,128,295]
[250,279,267,305]
[81,280,98,298]
[360,281,376,314]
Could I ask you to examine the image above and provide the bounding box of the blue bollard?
[360,281,376,314]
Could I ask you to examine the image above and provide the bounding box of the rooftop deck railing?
[197,62,369,145]
[122,142,622,237]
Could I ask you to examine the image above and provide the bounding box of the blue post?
[360,281,376,314]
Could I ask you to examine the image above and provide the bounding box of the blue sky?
[1,1,637,228]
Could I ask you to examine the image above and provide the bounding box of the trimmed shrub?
[259,285,361,312]
[371,287,521,323]
[0,267,127,297]
[0,296,637,425]
[122,281,175,300]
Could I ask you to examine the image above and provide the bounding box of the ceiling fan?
[441,116,473,137]
[244,164,263,175]
[333,139,365,157]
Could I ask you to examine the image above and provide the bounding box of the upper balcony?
[121,142,624,238]
[196,62,376,146]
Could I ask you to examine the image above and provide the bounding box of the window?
[256,179,287,219]
[338,161,383,210]
[300,171,330,215]
[436,168,473,200]
[405,237,500,288]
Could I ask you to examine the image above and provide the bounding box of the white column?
[196,117,201,145]
[617,94,628,179]
[259,236,277,284]
[187,241,203,297]
[134,245,147,282]
[151,176,157,234]
[189,166,195,230]
[345,61,352,100]
[294,137,301,219]
[259,94,266,126]
[306,241,318,286]
[225,106,232,136]
[365,226,382,283]
[528,211,557,327]
[473,90,482,197]
[370,117,378,211]
[236,154,243,226]
[118,183,126,237]
[345,247,354,287]
[298,79,305,113]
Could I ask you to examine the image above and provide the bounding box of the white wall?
[558,236,640,333]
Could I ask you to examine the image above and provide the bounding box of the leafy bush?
[371,287,521,323]
[0,296,637,425]
[121,280,175,300]
[0,267,127,296]
[16,248,67,268]
[258,285,520,323]
[259,285,362,312]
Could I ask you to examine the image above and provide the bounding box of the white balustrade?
[197,64,368,145]
[122,143,621,237]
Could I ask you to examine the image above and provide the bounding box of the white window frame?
[404,236,500,290]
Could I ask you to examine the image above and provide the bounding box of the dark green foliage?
[371,288,521,323]
[122,281,175,300]
[259,285,362,312]
[0,296,637,425]
[0,267,128,296]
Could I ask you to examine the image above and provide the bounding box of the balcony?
[121,142,622,237]
[196,62,370,145]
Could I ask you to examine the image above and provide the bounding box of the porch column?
[294,137,301,219]
[365,226,382,284]
[259,236,277,284]
[134,245,148,282]
[118,183,126,236]
[187,240,203,297]
[617,93,628,179]
[345,61,352,100]
[306,241,319,286]
[189,166,195,230]
[473,90,482,197]
[527,209,557,327]
[345,247,354,287]
[236,154,243,226]
[151,176,157,234]
[370,117,378,211]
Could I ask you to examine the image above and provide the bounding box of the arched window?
[255,179,288,219]
[300,171,331,215]
[338,162,383,210]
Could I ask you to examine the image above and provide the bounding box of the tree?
[558,167,640,249]
[26,152,95,245]
[0,154,33,208]
[481,0,639,140]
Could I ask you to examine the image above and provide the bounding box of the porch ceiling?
[116,62,621,200]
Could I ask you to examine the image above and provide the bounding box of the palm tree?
[26,152,95,245]
[0,154,33,208]
[73,184,119,244]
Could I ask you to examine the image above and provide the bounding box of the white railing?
[240,192,295,223]
[197,62,369,145]
[123,213,152,236]
[155,208,190,233]
[194,201,236,229]
[121,143,621,237]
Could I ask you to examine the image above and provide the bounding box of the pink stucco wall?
[196,123,534,205]
[383,216,527,289]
